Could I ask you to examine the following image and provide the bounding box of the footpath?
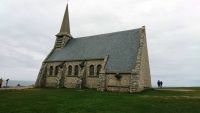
[0,85,34,90]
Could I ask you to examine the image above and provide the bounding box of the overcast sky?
[0,0,199,87]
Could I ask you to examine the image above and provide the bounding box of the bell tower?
[55,4,73,49]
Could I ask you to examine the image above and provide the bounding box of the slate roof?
[46,28,141,72]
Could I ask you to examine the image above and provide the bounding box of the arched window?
[50,66,53,75]
[97,65,102,75]
[90,65,94,75]
[55,66,59,76]
[68,65,72,76]
[75,65,79,76]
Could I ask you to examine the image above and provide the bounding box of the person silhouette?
[160,81,163,88]
[0,78,3,88]
[157,80,160,88]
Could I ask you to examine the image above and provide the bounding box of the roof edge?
[74,28,142,39]
[106,70,131,74]
[45,58,104,63]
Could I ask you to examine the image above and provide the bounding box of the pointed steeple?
[56,4,73,38]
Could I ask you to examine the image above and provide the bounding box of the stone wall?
[35,63,47,87]
[46,62,62,76]
[45,59,104,88]
[97,56,108,91]
[139,27,151,88]
[84,60,104,88]
[131,26,151,91]
[45,62,62,87]
[106,73,131,92]
[129,26,151,92]
[85,77,99,88]
[107,86,130,92]
[64,60,103,88]
[65,77,78,88]
[106,74,130,86]
[46,77,57,87]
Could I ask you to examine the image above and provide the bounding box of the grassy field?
[0,87,200,113]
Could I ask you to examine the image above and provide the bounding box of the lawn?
[0,87,200,113]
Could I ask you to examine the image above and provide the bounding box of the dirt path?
[0,86,34,90]
[155,88,196,91]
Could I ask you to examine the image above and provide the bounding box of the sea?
[1,80,35,87]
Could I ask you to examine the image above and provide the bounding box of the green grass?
[0,87,200,113]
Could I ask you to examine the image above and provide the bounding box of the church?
[35,4,151,92]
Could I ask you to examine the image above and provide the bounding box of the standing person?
[0,78,3,88]
[160,81,163,88]
[157,80,160,88]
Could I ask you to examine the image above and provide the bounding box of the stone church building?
[35,4,151,92]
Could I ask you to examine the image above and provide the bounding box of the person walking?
[160,81,163,88]
[0,78,3,88]
[157,80,160,88]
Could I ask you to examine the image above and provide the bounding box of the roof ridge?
[74,28,141,39]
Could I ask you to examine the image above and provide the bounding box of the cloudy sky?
[0,0,199,87]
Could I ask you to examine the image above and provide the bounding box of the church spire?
[56,4,73,38]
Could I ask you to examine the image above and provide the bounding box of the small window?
[90,65,94,75]
[97,65,102,75]
[68,65,72,75]
[75,65,79,76]
[50,66,53,75]
[55,66,59,75]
